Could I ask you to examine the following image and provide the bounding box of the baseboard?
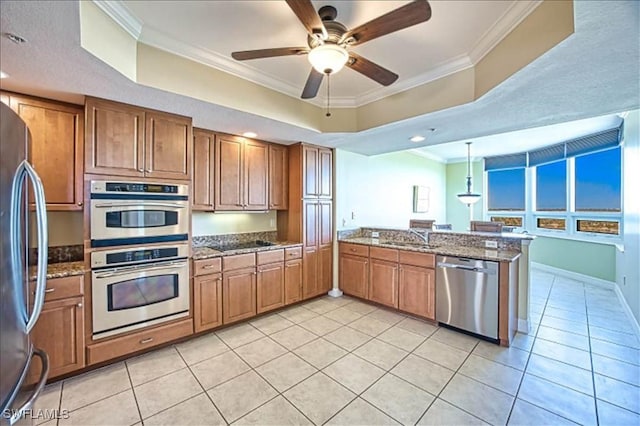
[531,262,640,339]
[531,262,615,289]
[517,319,530,334]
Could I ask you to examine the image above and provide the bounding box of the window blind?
[484,153,527,171]
[565,127,621,157]
[528,143,565,166]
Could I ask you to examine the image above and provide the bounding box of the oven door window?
[106,210,178,228]
[107,274,179,311]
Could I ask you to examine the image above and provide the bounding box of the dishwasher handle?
[437,262,496,274]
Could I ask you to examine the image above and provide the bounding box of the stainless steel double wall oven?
[89,181,190,340]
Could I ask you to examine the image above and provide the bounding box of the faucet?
[408,228,429,244]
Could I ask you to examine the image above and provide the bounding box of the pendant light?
[457,142,481,205]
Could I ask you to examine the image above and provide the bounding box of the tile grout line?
[123,362,144,425]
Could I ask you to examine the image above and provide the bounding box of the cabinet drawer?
[31,275,83,302]
[284,246,302,260]
[399,250,435,268]
[370,247,399,262]
[340,243,369,257]
[193,257,222,276]
[257,249,284,265]
[86,318,193,365]
[223,253,256,271]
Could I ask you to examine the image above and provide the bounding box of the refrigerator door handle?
[8,348,50,426]
[12,160,48,333]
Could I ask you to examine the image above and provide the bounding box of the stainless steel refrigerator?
[0,102,49,425]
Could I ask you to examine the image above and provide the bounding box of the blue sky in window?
[575,147,621,211]
[488,168,525,210]
[537,161,566,211]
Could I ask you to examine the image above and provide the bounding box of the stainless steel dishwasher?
[436,256,499,340]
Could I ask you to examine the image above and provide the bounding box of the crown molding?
[97,0,539,108]
[407,148,446,163]
[92,0,142,39]
[468,0,543,63]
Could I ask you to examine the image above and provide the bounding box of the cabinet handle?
[202,265,217,269]
[140,337,154,344]
[44,288,55,293]
[77,303,83,308]
[145,169,151,173]
[138,168,144,172]
[77,201,83,207]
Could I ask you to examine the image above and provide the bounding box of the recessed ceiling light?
[410,135,425,142]
[242,132,257,138]
[5,33,27,44]
[0,70,8,79]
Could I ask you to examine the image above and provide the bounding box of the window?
[536,160,566,211]
[575,147,621,212]
[490,216,523,227]
[487,168,525,211]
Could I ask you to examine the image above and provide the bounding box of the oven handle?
[93,202,187,209]
[93,261,188,278]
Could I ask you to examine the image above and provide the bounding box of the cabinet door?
[85,98,145,177]
[29,297,84,382]
[302,146,318,197]
[398,265,435,319]
[193,129,215,210]
[284,258,302,304]
[303,200,318,248]
[145,111,191,180]
[318,148,332,198]
[269,144,288,210]
[339,254,368,298]
[194,274,222,332]
[244,139,268,210]
[369,259,399,308]
[10,95,84,210]
[318,244,333,295]
[257,262,285,313]
[223,268,257,324]
[215,135,244,210]
[302,247,318,299]
[319,201,333,246]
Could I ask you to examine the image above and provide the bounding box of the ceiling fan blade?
[301,69,324,99]
[346,53,398,86]
[231,47,309,61]
[342,0,432,46]
[285,0,328,39]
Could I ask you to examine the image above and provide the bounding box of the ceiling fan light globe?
[308,44,349,74]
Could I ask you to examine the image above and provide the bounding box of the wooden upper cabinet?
[303,200,318,248]
[318,148,332,198]
[9,94,84,210]
[85,97,192,180]
[215,135,268,211]
[193,128,215,211]
[145,110,191,180]
[269,144,288,210]
[85,98,145,177]
[319,201,333,246]
[215,135,243,210]
[244,139,268,210]
[302,145,319,198]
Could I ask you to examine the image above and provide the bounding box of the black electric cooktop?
[208,240,276,252]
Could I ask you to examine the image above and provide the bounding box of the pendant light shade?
[457,142,481,205]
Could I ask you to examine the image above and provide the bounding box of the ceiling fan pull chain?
[326,73,331,117]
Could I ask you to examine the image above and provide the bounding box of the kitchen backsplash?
[29,244,84,265]
[193,231,278,247]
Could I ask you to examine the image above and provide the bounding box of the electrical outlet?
[371,231,380,238]
[351,211,356,220]
[485,240,498,249]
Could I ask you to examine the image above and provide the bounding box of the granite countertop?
[340,237,521,262]
[192,241,303,260]
[429,230,535,240]
[29,261,86,281]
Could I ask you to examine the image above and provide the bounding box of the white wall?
[617,110,640,324]
[335,149,447,230]
[192,211,276,236]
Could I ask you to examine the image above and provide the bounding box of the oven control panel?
[90,180,188,197]
[91,244,189,269]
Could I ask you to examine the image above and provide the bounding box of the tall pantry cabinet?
[278,144,333,299]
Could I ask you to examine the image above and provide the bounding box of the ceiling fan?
[231,0,432,100]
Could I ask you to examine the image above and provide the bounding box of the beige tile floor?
[33,268,640,425]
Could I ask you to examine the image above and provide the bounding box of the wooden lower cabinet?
[339,254,368,299]
[193,273,222,332]
[223,267,257,324]
[29,296,84,382]
[257,262,285,313]
[368,259,399,308]
[398,264,435,320]
[284,258,303,304]
[302,247,318,298]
